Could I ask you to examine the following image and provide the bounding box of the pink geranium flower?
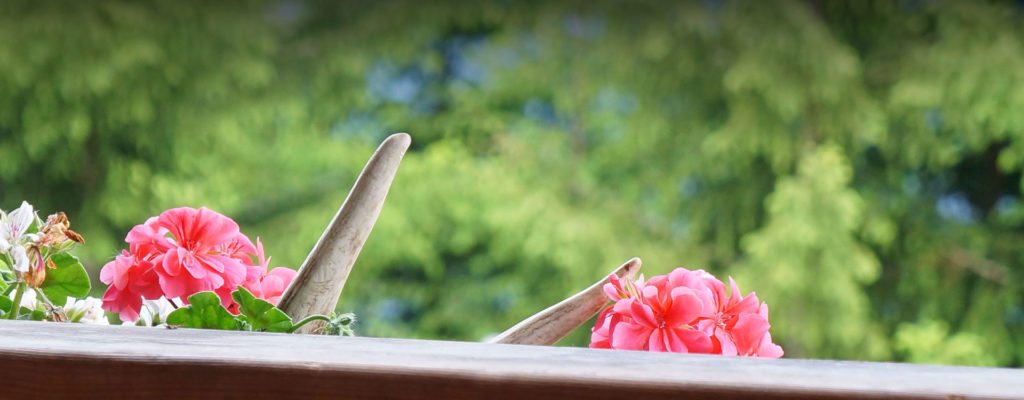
[100,251,162,321]
[153,207,251,304]
[604,269,715,353]
[100,207,295,322]
[697,277,783,357]
[256,267,296,305]
[240,239,296,307]
[590,274,632,349]
[730,305,784,358]
[591,266,783,358]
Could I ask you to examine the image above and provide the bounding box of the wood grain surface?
[0,320,1020,399]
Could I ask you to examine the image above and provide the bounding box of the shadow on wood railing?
[0,320,1020,399]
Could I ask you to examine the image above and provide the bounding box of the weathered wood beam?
[0,321,1020,399]
[278,133,411,333]
[490,257,641,345]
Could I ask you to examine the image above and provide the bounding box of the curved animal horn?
[279,133,412,333]
[489,257,642,345]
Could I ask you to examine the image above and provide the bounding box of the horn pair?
[280,133,641,343]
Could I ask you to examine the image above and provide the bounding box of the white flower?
[0,201,35,245]
[124,297,177,327]
[0,202,36,272]
[63,297,109,325]
[8,288,39,311]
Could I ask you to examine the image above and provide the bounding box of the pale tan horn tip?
[383,132,412,150]
[614,257,642,279]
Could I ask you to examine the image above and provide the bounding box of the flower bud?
[24,257,53,288]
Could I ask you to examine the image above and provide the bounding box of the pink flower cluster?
[591,267,783,358]
[100,207,296,321]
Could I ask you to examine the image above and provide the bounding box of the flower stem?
[34,288,67,322]
[287,315,333,333]
[7,283,24,320]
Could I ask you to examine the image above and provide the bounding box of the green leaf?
[0,295,47,320]
[166,292,240,330]
[0,258,11,291]
[40,253,90,306]
[232,287,292,333]
[26,308,46,321]
[0,296,12,316]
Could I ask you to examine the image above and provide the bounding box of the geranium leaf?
[27,308,46,321]
[40,253,90,306]
[232,287,292,333]
[0,294,43,320]
[166,291,240,330]
[0,296,11,316]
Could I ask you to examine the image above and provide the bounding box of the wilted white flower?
[63,296,109,325]
[124,297,177,327]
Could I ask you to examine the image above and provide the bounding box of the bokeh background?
[2,0,1023,366]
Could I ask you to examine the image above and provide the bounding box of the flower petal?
[648,329,668,352]
[731,313,771,356]
[676,328,714,354]
[157,274,188,299]
[756,332,785,358]
[10,245,29,272]
[665,287,703,327]
[662,328,689,353]
[7,201,34,239]
[716,328,738,356]
[611,320,652,350]
[629,300,659,329]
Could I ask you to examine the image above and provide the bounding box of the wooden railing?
[0,320,1020,399]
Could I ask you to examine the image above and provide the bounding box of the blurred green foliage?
[1,0,1022,366]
